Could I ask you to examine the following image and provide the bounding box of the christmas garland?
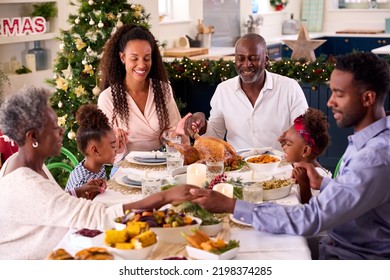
[270,0,288,10]
[164,54,336,86]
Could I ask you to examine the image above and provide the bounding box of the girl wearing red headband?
[281,108,331,204]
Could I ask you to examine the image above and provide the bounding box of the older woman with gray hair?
[0,86,198,259]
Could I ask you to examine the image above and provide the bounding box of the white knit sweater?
[0,154,124,259]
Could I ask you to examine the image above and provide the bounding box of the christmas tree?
[48,0,150,165]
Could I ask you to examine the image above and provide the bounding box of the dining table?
[54,149,312,260]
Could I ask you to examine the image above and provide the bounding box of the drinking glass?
[166,152,184,173]
[206,160,224,182]
[141,177,162,198]
[161,129,181,153]
[242,182,263,204]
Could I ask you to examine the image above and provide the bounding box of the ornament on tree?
[62,64,72,79]
[68,130,76,140]
[89,19,95,25]
[116,20,123,28]
[58,101,63,108]
[88,0,94,5]
[75,17,80,24]
[82,59,87,65]
[59,43,65,50]
[92,85,101,96]
[98,21,104,28]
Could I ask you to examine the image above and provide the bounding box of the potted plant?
[31,2,58,32]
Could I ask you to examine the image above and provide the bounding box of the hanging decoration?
[270,0,289,11]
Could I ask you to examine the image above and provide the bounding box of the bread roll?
[47,249,74,260]
[75,247,114,260]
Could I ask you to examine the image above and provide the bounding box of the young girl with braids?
[281,108,332,204]
[65,104,124,196]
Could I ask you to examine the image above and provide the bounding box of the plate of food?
[229,214,252,227]
[125,151,167,166]
[114,208,201,243]
[261,178,294,200]
[184,229,240,260]
[104,222,159,260]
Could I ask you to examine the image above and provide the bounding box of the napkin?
[127,151,167,163]
[122,176,141,186]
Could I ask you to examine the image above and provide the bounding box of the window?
[158,0,189,21]
[339,0,390,9]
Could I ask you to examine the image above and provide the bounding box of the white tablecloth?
[54,155,311,260]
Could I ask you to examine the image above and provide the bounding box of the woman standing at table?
[0,86,196,259]
[98,24,183,162]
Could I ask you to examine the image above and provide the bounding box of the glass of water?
[141,177,162,198]
[206,159,224,182]
[242,182,263,204]
[162,129,181,153]
[166,152,184,173]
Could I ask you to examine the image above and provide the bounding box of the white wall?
[322,0,390,32]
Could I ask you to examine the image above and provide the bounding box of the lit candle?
[186,163,207,187]
[213,183,234,198]
[25,54,36,72]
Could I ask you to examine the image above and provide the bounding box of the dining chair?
[0,130,18,167]
[47,147,79,173]
[333,157,342,179]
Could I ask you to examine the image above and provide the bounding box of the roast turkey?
[163,134,242,169]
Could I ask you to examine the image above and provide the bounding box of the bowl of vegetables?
[114,209,201,244]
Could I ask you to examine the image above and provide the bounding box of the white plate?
[186,245,239,260]
[229,214,252,227]
[114,176,142,189]
[125,152,167,166]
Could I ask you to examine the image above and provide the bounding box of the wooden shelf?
[0,0,56,3]
[0,33,58,45]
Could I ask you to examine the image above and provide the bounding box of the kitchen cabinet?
[281,36,389,58]
[0,0,60,93]
[324,36,389,56]
[267,43,282,60]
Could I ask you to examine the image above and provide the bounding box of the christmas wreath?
[270,0,288,11]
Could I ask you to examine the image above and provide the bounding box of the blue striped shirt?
[65,159,106,191]
[234,116,390,259]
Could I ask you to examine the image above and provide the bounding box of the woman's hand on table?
[189,188,236,214]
